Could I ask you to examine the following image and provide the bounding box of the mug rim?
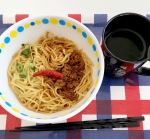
[102,12,150,64]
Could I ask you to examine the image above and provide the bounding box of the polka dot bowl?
[0,15,104,123]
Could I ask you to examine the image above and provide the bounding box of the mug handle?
[133,66,150,76]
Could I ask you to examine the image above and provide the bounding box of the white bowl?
[0,15,104,123]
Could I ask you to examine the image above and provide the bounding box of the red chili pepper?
[33,70,63,78]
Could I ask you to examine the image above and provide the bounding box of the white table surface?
[0,0,150,15]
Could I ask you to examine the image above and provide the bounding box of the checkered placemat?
[0,14,150,139]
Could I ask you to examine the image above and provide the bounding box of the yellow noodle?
[7,31,94,114]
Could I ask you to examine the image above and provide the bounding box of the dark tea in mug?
[102,13,150,78]
[105,28,147,62]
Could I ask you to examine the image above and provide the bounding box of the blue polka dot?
[93,44,96,51]
[30,22,35,26]
[42,18,49,24]
[20,113,28,116]
[4,37,10,44]
[82,32,87,38]
[36,118,41,119]
[97,58,99,62]
[0,92,2,95]
[5,102,12,107]
[17,26,24,32]
[72,25,76,29]
[91,88,95,94]
[97,69,100,76]
[0,49,1,53]
[59,20,66,25]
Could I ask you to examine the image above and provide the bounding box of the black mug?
[101,13,150,78]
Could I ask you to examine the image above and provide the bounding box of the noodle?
[7,31,94,114]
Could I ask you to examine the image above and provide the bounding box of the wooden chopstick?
[9,116,144,132]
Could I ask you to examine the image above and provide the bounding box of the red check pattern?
[15,14,29,22]
[0,106,21,130]
[67,100,97,122]
[68,14,81,22]
[112,86,144,130]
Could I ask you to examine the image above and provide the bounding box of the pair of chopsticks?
[9,116,144,132]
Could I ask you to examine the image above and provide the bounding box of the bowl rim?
[0,15,104,123]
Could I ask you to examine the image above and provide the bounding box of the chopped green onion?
[29,63,34,69]
[37,49,43,55]
[35,68,39,73]
[19,74,26,78]
[22,49,31,57]
[21,43,25,46]
[32,66,39,72]
[29,60,33,63]
[31,77,33,80]
[22,70,27,76]
[16,63,24,71]
[33,66,36,71]
[25,45,30,49]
